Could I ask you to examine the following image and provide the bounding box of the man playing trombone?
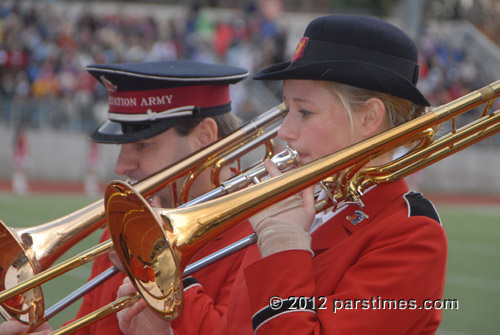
[0,60,255,334]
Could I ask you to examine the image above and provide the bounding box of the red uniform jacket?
[67,220,254,335]
[215,179,447,334]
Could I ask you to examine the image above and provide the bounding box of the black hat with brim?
[253,15,430,106]
[88,60,248,144]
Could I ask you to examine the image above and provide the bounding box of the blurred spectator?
[11,127,29,195]
[416,19,495,140]
[0,0,498,145]
[0,1,289,127]
[84,141,100,197]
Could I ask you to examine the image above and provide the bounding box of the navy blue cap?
[88,60,249,143]
[253,15,429,106]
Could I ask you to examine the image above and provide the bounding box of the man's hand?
[116,277,173,335]
[108,250,125,273]
[0,320,52,335]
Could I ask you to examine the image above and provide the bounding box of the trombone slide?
[106,79,500,321]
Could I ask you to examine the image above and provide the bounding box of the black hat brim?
[90,117,183,144]
[253,60,430,106]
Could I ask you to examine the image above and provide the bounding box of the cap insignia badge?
[100,75,118,92]
[292,37,309,63]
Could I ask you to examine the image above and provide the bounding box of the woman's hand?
[116,277,173,335]
[0,320,52,335]
[263,159,316,230]
[249,159,316,257]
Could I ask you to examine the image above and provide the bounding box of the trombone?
[0,103,287,326]
[53,79,500,334]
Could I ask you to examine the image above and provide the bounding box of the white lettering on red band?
[107,85,230,115]
[109,97,137,107]
[140,95,174,107]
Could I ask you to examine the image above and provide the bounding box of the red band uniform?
[215,179,446,334]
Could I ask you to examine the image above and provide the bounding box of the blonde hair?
[320,81,428,132]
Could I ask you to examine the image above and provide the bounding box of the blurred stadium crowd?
[0,0,500,142]
[0,1,288,131]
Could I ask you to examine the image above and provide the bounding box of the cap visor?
[90,119,178,144]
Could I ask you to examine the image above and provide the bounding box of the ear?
[189,117,219,150]
[358,97,387,138]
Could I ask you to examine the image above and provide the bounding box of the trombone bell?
[0,220,43,324]
[105,183,183,318]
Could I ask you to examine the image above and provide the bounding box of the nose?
[114,144,139,177]
[278,113,299,143]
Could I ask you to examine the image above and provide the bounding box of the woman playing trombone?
[117,14,447,334]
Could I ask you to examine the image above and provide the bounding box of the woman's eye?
[299,109,311,117]
[134,142,149,150]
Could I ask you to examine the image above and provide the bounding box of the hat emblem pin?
[292,37,309,63]
[100,75,118,92]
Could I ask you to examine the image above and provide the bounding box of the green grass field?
[0,193,499,334]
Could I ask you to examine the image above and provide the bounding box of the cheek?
[141,153,167,176]
[151,138,193,174]
[307,119,353,159]
[310,131,343,158]
[139,146,177,176]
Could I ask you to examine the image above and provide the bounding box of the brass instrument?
[8,78,500,334]
[81,79,500,331]
[0,144,299,311]
[39,145,299,326]
[0,144,299,333]
[0,103,287,326]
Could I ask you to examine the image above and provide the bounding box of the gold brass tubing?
[0,241,113,305]
[155,81,500,258]
[42,80,500,333]
[181,123,280,204]
[388,110,500,180]
[371,108,500,184]
[0,103,286,327]
[481,99,494,117]
[148,103,286,201]
[0,102,285,315]
[49,293,141,335]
